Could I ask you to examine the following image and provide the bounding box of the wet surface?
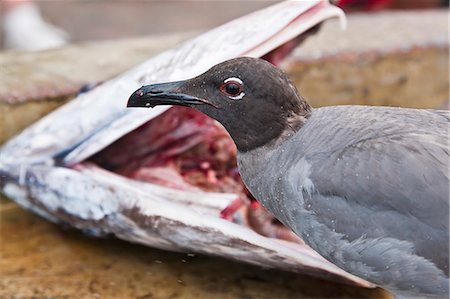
[0,196,391,299]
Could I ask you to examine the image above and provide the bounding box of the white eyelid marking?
[224,77,244,99]
[224,77,243,84]
[229,92,245,100]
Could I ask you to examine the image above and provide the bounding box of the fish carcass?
[0,0,370,287]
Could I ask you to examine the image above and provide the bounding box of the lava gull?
[128,57,449,298]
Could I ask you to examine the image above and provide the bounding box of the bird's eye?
[220,77,245,100]
[224,82,241,95]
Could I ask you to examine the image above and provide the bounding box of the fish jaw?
[0,162,371,287]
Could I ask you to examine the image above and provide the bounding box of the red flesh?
[90,106,297,242]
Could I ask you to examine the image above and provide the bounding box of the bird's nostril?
[136,87,164,97]
[147,88,165,95]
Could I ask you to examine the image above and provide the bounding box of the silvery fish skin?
[0,0,370,287]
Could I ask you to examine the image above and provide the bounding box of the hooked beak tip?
[127,87,153,108]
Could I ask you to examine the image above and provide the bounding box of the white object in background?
[3,2,69,51]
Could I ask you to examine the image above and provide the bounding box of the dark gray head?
[128,57,311,152]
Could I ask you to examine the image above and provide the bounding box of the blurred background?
[0,1,448,298]
[0,0,447,49]
[0,1,276,49]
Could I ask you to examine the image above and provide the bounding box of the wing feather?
[306,127,449,274]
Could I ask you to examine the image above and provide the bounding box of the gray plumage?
[238,106,449,298]
[128,57,450,298]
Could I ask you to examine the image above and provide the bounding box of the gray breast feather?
[238,106,449,296]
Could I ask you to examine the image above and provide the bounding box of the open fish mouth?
[89,106,304,243]
[0,0,371,287]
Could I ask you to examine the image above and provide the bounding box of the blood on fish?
[220,198,244,220]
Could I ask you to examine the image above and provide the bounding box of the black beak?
[127,81,216,108]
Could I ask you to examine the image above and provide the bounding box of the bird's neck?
[234,101,312,153]
[281,101,312,142]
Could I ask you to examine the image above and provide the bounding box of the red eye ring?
[220,81,243,97]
